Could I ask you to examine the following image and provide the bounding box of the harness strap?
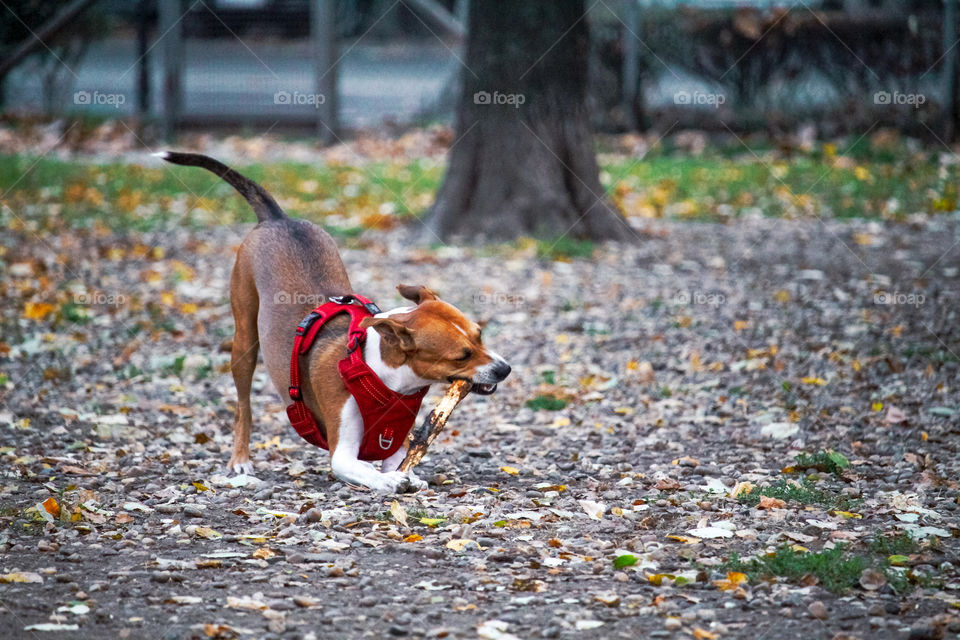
[286,293,428,460]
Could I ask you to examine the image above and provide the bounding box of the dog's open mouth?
[472,383,498,395]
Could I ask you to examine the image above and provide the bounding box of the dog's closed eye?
[456,349,473,361]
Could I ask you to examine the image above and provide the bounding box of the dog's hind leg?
[228,254,260,475]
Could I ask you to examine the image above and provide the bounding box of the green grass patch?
[2,138,957,234]
[525,394,568,411]
[722,545,869,593]
[793,450,850,475]
[535,237,595,261]
[721,535,934,594]
[738,478,857,510]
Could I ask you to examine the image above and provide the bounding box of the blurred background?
[1,0,951,139]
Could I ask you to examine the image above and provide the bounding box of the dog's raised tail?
[153,151,286,222]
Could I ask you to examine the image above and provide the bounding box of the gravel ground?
[1,213,959,640]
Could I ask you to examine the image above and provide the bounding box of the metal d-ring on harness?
[285,294,429,461]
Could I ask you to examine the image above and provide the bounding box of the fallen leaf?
[390,500,407,527]
[757,496,786,509]
[859,568,886,591]
[24,624,79,631]
[885,405,907,424]
[713,571,748,591]
[499,466,519,476]
[613,554,638,569]
[801,376,828,385]
[477,619,520,640]
[0,572,43,584]
[688,527,733,539]
[693,628,719,640]
[579,500,605,520]
[403,534,423,542]
[575,620,605,630]
[165,596,203,605]
[226,595,268,610]
[251,547,275,559]
[446,539,480,551]
[41,496,60,518]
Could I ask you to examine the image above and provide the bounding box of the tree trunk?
[425,1,626,242]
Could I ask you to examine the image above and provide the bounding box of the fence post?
[312,0,339,144]
[136,0,152,119]
[621,0,639,131]
[945,0,958,142]
[158,0,184,140]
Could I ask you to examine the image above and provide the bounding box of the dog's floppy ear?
[360,317,416,352]
[397,284,439,304]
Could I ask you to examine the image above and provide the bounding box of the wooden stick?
[398,380,471,472]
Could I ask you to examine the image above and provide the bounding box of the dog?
[154,152,510,493]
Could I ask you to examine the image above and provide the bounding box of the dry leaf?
[757,496,786,509]
[390,500,407,527]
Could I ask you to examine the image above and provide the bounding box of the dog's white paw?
[230,460,255,476]
[372,471,425,494]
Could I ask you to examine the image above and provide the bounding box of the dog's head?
[359,284,511,394]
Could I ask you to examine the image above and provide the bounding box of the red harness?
[286,295,428,461]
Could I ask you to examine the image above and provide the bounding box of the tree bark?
[425,1,626,242]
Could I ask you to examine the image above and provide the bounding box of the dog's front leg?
[330,398,420,493]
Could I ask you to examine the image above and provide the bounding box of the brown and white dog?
[155,151,511,493]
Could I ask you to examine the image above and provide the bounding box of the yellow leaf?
[713,571,748,591]
[801,376,827,386]
[921,431,929,441]
[676,315,692,328]
[625,360,639,371]
[419,518,445,526]
[180,303,198,314]
[872,402,883,412]
[24,302,54,320]
[555,334,569,344]
[500,466,519,476]
[194,526,222,539]
[251,547,275,559]
[774,289,790,303]
[551,417,570,428]
[647,573,677,585]
[667,535,701,544]
[0,572,43,584]
[733,320,749,331]
[830,510,862,519]
[390,500,407,527]
[192,482,211,492]
[693,628,718,640]
[160,292,175,306]
[403,534,422,542]
[445,539,480,551]
[614,407,634,415]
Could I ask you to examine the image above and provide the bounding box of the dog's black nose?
[494,361,512,380]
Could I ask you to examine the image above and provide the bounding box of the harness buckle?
[288,385,302,401]
[328,295,355,305]
[363,302,382,315]
[296,311,321,333]
[378,433,393,450]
